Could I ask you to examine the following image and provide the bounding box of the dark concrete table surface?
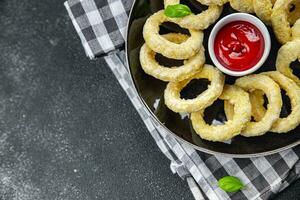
[0,0,299,199]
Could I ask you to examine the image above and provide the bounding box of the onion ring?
[276,39,300,86]
[140,33,205,82]
[287,0,300,25]
[191,85,251,142]
[224,101,234,121]
[194,0,228,6]
[143,10,203,60]
[164,64,225,113]
[253,0,274,24]
[251,72,300,133]
[235,74,282,137]
[164,0,223,30]
[271,0,300,44]
[249,90,266,122]
[292,19,300,40]
[224,90,265,122]
[229,0,254,13]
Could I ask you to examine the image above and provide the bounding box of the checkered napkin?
[64,0,300,199]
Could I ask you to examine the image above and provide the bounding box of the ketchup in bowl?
[214,21,265,72]
[208,13,271,76]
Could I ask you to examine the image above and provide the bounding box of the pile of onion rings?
[191,85,251,142]
[251,72,300,133]
[143,10,203,60]
[139,0,300,142]
[140,33,205,82]
[225,74,282,137]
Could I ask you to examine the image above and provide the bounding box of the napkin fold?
[64,0,300,199]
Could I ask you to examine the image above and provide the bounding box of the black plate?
[126,0,300,157]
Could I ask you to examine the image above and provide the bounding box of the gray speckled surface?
[0,0,299,199]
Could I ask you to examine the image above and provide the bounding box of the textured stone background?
[0,0,299,199]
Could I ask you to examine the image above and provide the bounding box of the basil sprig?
[164,4,192,18]
[218,176,244,192]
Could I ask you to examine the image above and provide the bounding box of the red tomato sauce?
[214,21,265,72]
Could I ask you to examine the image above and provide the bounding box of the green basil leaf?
[164,4,192,18]
[218,176,244,193]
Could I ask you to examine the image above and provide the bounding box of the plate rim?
[125,0,300,158]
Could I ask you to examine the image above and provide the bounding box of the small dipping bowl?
[208,13,271,77]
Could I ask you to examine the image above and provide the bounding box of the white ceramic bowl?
[208,13,271,77]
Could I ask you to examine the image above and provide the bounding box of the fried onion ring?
[235,74,282,137]
[292,19,300,40]
[164,0,223,30]
[224,100,234,121]
[229,0,254,13]
[140,33,205,82]
[253,0,274,24]
[224,90,265,122]
[249,90,266,122]
[164,65,225,113]
[143,10,203,60]
[191,85,251,142]
[251,72,300,133]
[194,0,228,6]
[287,0,300,25]
[271,0,300,44]
[276,39,300,86]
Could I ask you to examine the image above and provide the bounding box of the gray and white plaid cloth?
[64,0,300,199]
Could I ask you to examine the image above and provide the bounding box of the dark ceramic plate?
[126,0,300,157]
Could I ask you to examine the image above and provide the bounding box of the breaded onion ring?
[195,0,228,6]
[235,74,282,137]
[191,85,251,142]
[249,90,266,122]
[229,0,254,13]
[164,0,223,30]
[287,1,300,25]
[271,0,300,44]
[143,10,203,60]
[252,72,300,133]
[140,33,205,82]
[224,100,234,121]
[225,90,266,122]
[164,65,225,113]
[253,0,274,24]
[276,39,300,86]
[292,19,300,40]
